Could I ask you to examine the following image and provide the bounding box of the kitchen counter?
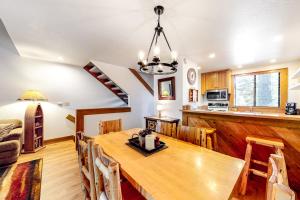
[182,109,300,122]
[181,109,300,195]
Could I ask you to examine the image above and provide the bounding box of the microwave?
[206,89,229,101]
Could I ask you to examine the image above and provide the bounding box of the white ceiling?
[1,0,300,71]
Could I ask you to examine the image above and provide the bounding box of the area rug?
[4,159,43,200]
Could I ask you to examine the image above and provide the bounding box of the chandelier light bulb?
[142,60,148,65]
[171,51,178,61]
[153,46,160,56]
[158,64,163,73]
[138,51,145,61]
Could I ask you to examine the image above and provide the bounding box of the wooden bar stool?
[239,135,285,195]
[205,128,218,151]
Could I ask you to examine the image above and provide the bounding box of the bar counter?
[182,109,300,196]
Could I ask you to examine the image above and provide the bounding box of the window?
[234,72,280,107]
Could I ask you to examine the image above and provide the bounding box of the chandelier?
[137,5,178,75]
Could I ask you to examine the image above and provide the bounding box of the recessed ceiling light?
[57,56,64,61]
[208,53,216,59]
[270,59,277,63]
[237,65,243,69]
[273,35,283,42]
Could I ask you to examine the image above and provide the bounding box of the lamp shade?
[157,104,164,111]
[18,90,48,101]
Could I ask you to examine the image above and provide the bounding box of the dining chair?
[91,141,145,200]
[99,119,122,135]
[239,135,286,195]
[77,132,96,200]
[158,121,177,138]
[176,125,217,150]
[266,154,295,200]
[76,131,93,150]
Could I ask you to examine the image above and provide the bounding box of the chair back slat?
[175,126,216,150]
[266,154,295,200]
[159,122,177,137]
[92,144,122,200]
[77,134,96,200]
[99,119,122,135]
[187,127,196,144]
[195,128,202,145]
[200,128,207,148]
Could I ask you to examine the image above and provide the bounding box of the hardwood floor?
[1,140,82,200]
[1,139,268,200]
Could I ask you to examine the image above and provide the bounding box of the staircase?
[129,68,154,96]
[83,62,129,104]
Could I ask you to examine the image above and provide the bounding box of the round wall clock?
[187,68,197,85]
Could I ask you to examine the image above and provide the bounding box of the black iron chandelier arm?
[162,30,172,52]
[146,29,157,61]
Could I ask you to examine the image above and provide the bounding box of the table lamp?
[18,90,48,101]
[157,104,163,118]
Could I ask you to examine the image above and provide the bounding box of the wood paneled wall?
[182,112,300,197]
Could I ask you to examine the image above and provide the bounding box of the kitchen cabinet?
[201,70,232,94]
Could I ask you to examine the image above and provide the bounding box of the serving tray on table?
[126,137,168,157]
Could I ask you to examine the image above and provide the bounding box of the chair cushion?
[121,180,145,200]
[0,140,19,152]
[0,123,14,133]
[0,154,19,166]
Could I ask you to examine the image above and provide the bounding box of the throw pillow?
[0,124,14,141]
[0,123,14,134]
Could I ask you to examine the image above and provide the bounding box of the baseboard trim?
[44,135,75,145]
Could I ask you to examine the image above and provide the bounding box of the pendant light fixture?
[137,5,178,75]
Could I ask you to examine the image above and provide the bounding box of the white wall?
[231,60,300,105]
[182,59,202,106]
[153,58,200,120]
[0,46,154,139]
[84,60,154,135]
[0,101,75,140]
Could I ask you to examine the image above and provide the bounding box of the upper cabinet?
[201,70,232,94]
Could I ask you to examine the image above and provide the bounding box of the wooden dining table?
[94,128,245,200]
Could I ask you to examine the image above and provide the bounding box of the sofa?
[0,119,23,166]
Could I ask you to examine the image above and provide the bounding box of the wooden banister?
[75,107,131,150]
[76,107,131,133]
[129,68,154,96]
[66,114,75,123]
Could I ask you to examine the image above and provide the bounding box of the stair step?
[91,71,102,76]
[84,65,94,71]
[105,80,114,85]
[83,62,129,104]
[89,66,101,73]
[97,74,106,79]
